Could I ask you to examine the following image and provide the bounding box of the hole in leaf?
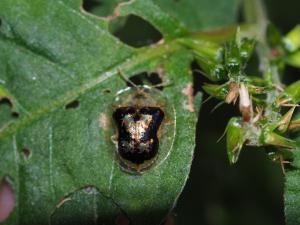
[126,71,164,90]
[109,15,163,48]
[103,89,111,94]
[0,98,13,108]
[65,100,80,109]
[82,0,127,17]
[0,98,19,126]
[82,0,102,13]
[0,178,15,223]
[21,148,31,159]
[11,112,19,118]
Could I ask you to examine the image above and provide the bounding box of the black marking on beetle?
[113,106,164,165]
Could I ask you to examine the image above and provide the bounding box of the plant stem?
[243,0,268,41]
[243,0,282,87]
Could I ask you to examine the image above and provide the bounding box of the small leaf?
[289,119,300,130]
[224,37,241,76]
[202,83,229,100]
[284,80,300,103]
[240,38,256,65]
[276,107,296,133]
[179,38,227,81]
[224,29,256,76]
[262,131,296,148]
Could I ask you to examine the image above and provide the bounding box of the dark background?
[83,1,300,224]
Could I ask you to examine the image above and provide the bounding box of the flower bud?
[239,83,253,122]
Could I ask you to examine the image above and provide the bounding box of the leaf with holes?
[85,0,239,31]
[0,0,238,224]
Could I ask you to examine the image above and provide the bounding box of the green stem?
[243,0,268,40]
[243,0,282,86]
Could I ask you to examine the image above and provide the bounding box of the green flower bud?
[283,25,300,52]
[226,117,245,164]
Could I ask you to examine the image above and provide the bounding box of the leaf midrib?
[0,41,182,139]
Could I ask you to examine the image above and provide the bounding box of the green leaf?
[284,80,300,103]
[116,0,187,39]
[0,86,20,128]
[202,83,229,100]
[86,0,240,31]
[262,131,296,149]
[153,0,239,31]
[285,145,300,225]
[50,186,125,225]
[276,107,296,133]
[0,0,242,224]
[283,25,300,52]
[224,29,256,77]
[179,37,227,81]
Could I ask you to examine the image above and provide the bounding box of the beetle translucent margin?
[111,85,176,174]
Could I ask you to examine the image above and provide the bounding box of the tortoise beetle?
[111,85,175,174]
